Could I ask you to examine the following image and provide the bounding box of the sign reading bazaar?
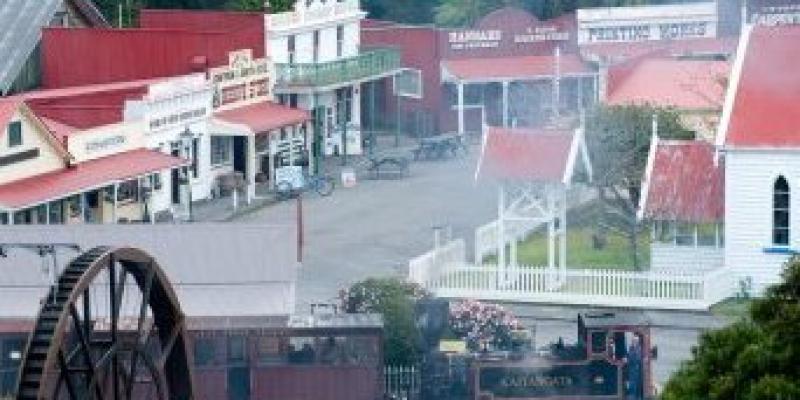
[441,7,575,58]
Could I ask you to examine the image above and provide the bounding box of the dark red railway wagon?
[189,314,385,400]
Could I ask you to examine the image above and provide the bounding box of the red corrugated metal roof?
[478,127,575,182]
[725,25,800,147]
[139,9,264,33]
[0,149,189,210]
[0,319,34,334]
[443,54,593,81]
[607,58,729,109]
[42,23,264,88]
[642,140,723,222]
[215,101,311,134]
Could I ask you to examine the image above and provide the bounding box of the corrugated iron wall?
[41,16,264,89]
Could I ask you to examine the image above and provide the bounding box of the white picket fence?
[410,262,735,310]
[409,239,466,286]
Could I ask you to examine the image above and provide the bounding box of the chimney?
[263,0,272,13]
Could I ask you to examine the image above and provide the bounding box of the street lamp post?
[179,128,194,222]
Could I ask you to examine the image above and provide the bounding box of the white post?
[560,187,567,280]
[247,136,256,204]
[502,81,510,128]
[510,226,518,268]
[112,183,118,224]
[457,82,465,135]
[80,193,86,223]
[553,47,561,119]
[45,202,50,225]
[7,211,12,225]
[548,184,556,270]
[497,184,506,281]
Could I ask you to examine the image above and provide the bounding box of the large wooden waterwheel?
[15,246,193,399]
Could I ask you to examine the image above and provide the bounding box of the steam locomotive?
[416,303,657,400]
[473,313,657,400]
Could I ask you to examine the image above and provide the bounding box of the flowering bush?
[449,299,526,352]
[338,278,430,365]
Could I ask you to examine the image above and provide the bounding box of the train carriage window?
[194,338,216,366]
[590,330,607,354]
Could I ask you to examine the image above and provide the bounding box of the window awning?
[0,149,189,211]
[213,101,311,136]
[442,54,594,83]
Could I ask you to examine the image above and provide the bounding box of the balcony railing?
[274,48,401,90]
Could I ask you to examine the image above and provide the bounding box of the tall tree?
[584,105,693,270]
[663,257,800,399]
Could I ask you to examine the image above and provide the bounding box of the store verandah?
[211,100,312,202]
[0,149,189,225]
[441,52,598,135]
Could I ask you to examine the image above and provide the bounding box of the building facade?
[0,92,188,225]
[267,0,402,158]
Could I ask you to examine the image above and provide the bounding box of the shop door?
[233,137,247,176]
[227,367,250,400]
[171,149,181,205]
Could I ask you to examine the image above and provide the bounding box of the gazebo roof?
[476,126,592,185]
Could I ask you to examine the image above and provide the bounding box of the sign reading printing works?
[576,2,718,44]
[210,49,271,109]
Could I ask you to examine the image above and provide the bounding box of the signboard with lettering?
[477,360,620,398]
[135,74,212,135]
[210,49,271,109]
[576,2,718,44]
[750,1,800,25]
[440,7,575,59]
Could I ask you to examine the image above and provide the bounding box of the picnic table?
[412,133,468,161]
[363,153,410,180]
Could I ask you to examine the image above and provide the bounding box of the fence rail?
[385,365,420,400]
[409,239,465,286]
[417,263,735,310]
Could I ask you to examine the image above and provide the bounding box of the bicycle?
[276,173,335,200]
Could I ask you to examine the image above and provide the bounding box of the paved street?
[232,147,729,387]
[234,148,497,309]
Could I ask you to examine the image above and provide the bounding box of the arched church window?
[773,176,790,246]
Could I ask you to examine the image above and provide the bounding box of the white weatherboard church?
[716,24,800,294]
[642,23,800,296]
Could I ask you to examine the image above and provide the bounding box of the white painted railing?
[408,239,466,287]
[417,263,735,310]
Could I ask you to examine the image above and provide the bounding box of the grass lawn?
[710,297,753,320]
[492,227,650,271]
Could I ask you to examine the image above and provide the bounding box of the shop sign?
[586,21,709,42]
[85,135,126,153]
[448,29,503,50]
[275,165,303,189]
[148,107,208,132]
[514,26,570,43]
[210,49,271,108]
[752,4,800,25]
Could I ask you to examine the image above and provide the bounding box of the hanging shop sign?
[210,49,271,109]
